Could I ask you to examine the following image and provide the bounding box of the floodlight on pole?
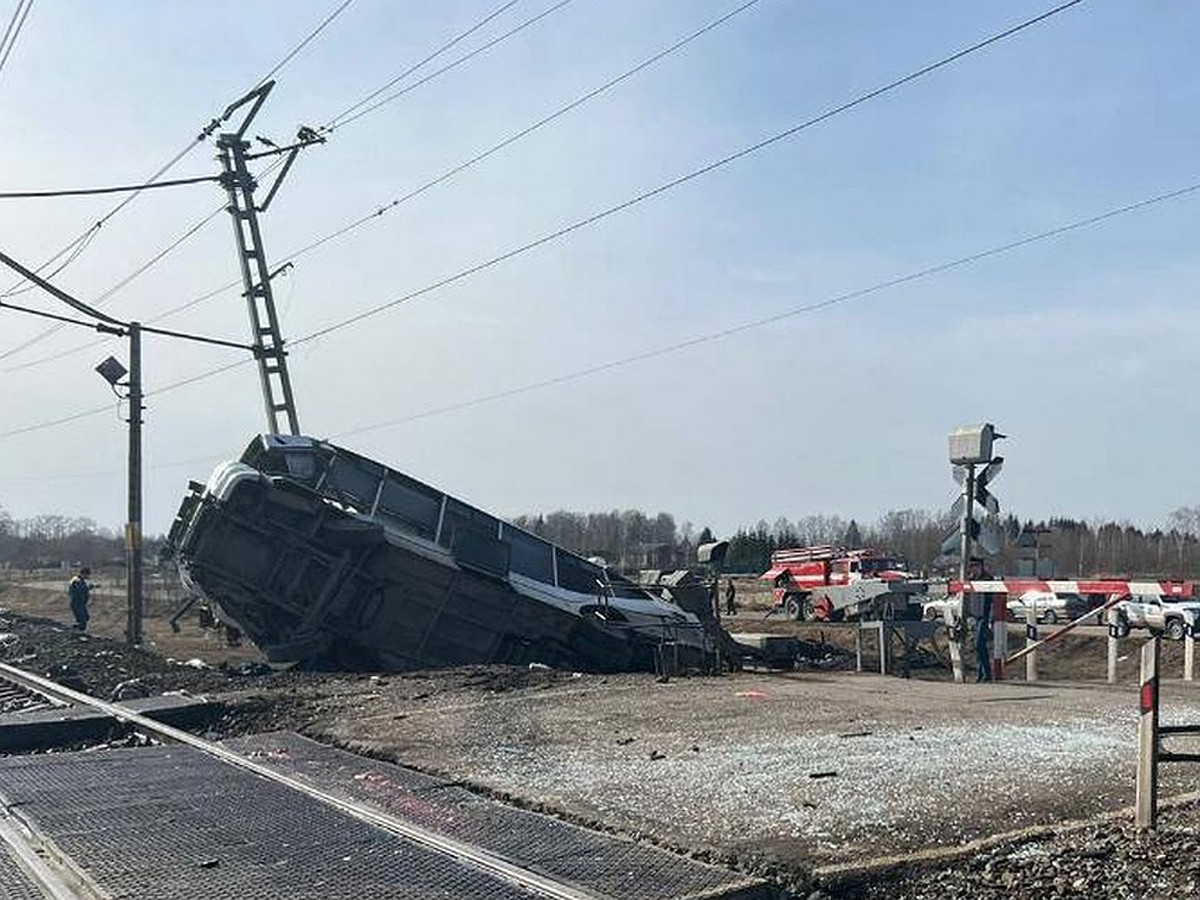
[0,246,256,649]
[95,356,127,385]
[93,329,144,647]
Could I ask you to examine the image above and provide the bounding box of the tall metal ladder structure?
[216,81,316,436]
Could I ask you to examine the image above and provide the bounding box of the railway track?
[0,674,60,716]
[0,661,609,900]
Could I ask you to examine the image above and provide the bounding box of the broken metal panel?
[167,436,716,673]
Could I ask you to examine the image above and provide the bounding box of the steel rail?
[0,661,600,900]
[0,674,62,714]
[0,813,89,900]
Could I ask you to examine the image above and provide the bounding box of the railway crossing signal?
[942,423,1006,578]
[974,457,1003,516]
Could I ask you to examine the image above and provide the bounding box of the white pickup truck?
[1111,594,1200,640]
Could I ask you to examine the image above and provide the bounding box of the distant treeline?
[0,509,125,569]
[509,510,704,570]
[6,501,1200,582]
[514,506,1200,580]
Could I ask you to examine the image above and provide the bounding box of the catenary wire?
[0,2,556,368]
[0,0,750,374]
[0,297,252,351]
[0,169,271,369]
[294,0,1093,346]
[256,0,358,87]
[0,298,115,331]
[0,229,96,299]
[326,0,576,133]
[0,0,1099,441]
[330,181,1200,438]
[0,0,33,84]
[0,1,356,303]
[272,0,769,272]
[4,178,1194,444]
[324,0,525,129]
[0,0,29,67]
[0,173,220,199]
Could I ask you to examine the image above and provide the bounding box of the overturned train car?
[165,435,717,673]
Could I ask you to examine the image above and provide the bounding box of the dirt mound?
[0,608,277,699]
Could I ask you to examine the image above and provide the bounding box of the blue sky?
[0,0,1198,540]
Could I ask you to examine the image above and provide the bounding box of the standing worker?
[968,558,993,682]
[975,598,993,682]
[725,579,737,615]
[68,567,92,632]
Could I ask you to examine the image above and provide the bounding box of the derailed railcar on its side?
[165,435,716,673]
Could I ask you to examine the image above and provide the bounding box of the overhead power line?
[4,178,1194,444]
[324,0,526,130]
[256,0,359,86]
[0,167,275,369]
[0,228,96,300]
[0,0,356,302]
[293,0,1093,347]
[0,0,1102,441]
[0,0,33,85]
[0,172,220,199]
[0,0,740,374]
[331,181,1200,438]
[0,1,556,370]
[279,0,769,274]
[327,0,576,133]
[0,295,251,352]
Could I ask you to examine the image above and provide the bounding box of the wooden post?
[1135,637,1160,831]
[855,626,863,674]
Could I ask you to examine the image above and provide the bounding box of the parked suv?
[1008,590,1089,625]
[1112,594,1200,640]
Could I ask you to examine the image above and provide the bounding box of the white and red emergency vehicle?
[760,545,924,621]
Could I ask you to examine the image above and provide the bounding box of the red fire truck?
[760,545,925,621]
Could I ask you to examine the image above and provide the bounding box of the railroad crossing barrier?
[1005,594,1126,680]
[1134,636,1200,830]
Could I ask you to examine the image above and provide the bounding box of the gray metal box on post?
[949,423,1003,466]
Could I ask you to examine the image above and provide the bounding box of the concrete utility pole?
[126,322,143,646]
[216,80,315,436]
[0,250,255,648]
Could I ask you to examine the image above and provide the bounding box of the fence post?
[992,593,1006,681]
[1025,605,1039,682]
[1106,607,1119,684]
[1135,637,1160,831]
[946,605,964,684]
[1185,612,1195,683]
[878,621,888,675]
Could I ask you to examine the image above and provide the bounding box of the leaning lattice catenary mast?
[215,80,321,435]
